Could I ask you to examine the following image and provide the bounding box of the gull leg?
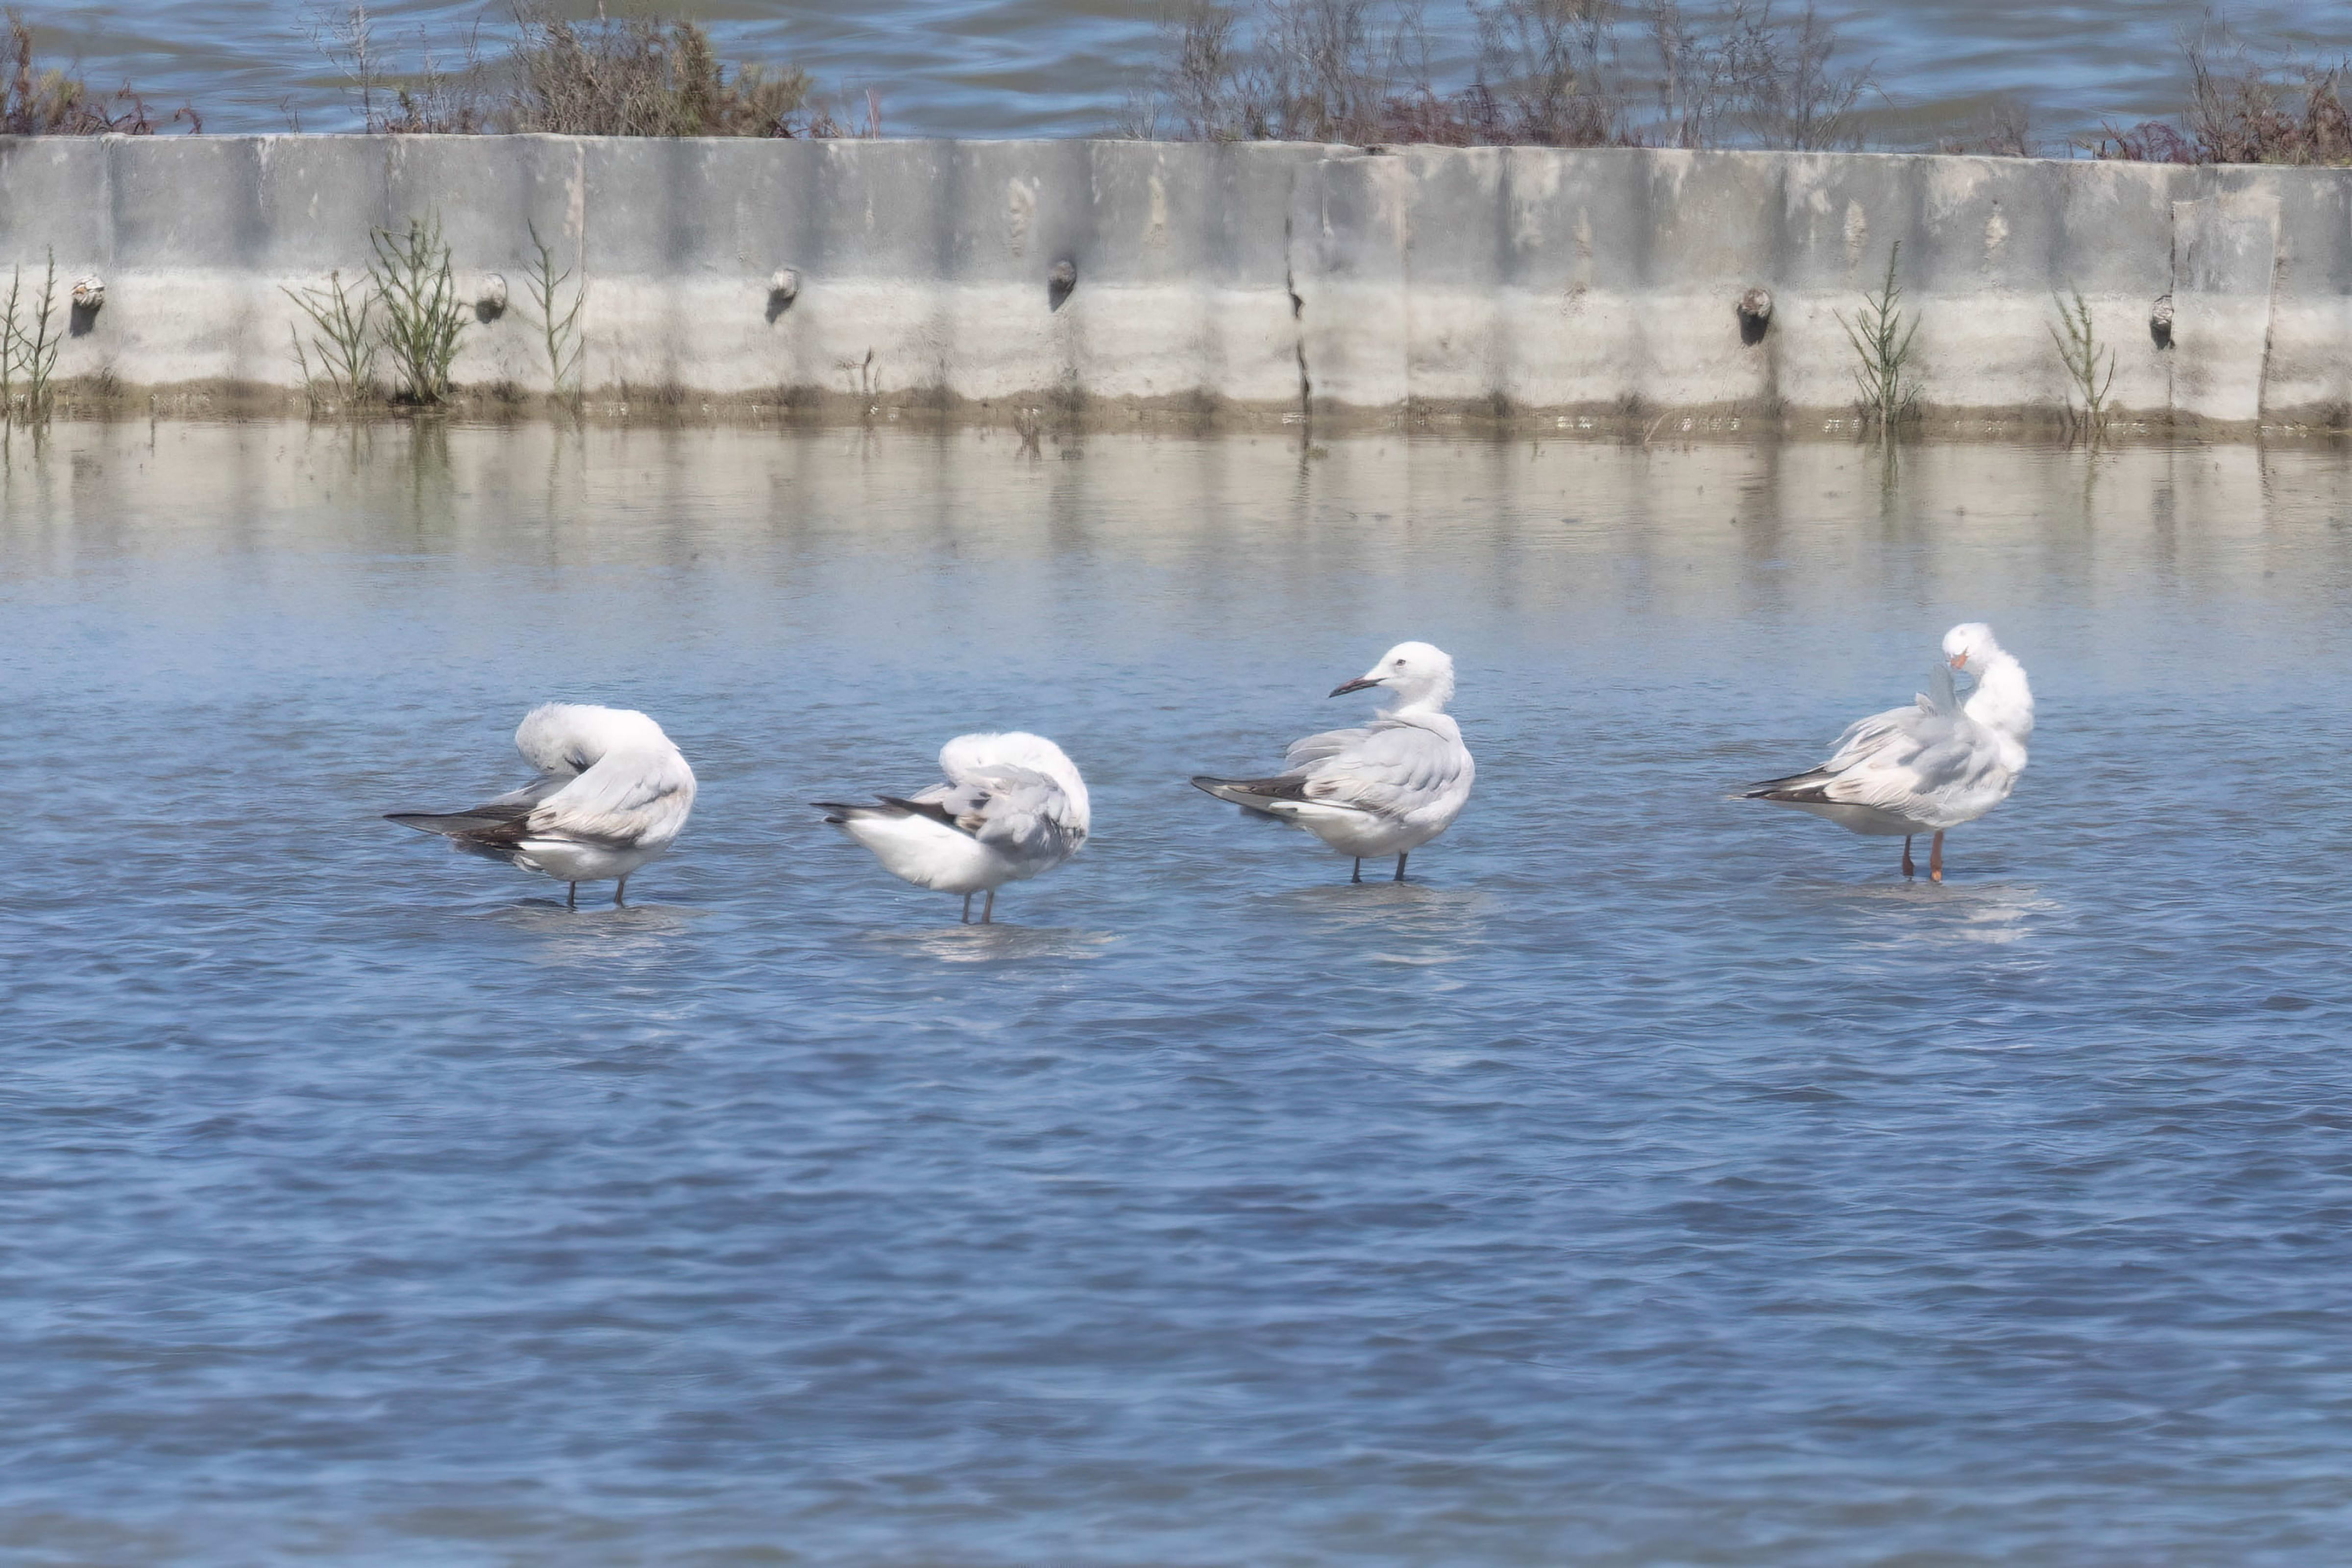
[1351,859,1363,884]
[1394,853,1408,882]
[566,882,577,909]
[961,892,973,924]
[1901,836,1915,878]
[1929,831,1945,883]
[981,889,996,924]
[613,876,628,908]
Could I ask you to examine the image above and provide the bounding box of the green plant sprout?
[369,214,466,405]
[2,250,64,421]
[524,220,584,407]
[285,269,378,409]
[1836,240,1921,435]
[2050,286,2116,439]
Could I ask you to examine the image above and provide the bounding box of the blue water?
[22,0,2352,146]
[6,422,2352,1564]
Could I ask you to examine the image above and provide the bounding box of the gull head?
[1943,622,2001,672]
[1330,640,1456,710]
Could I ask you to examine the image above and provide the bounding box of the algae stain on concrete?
[1007,179,1038,258]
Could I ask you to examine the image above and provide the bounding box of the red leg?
[1929,831,1945,883]
[1901,836,1914,878]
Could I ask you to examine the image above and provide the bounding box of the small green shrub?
[286,269,378,408]
[1836,241,1921,434]
[369,215,466,406]
[524,221,585,408]
[2050,286,2115,437]
[1,250,63,420]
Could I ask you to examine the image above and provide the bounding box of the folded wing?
[1745,666,2000,818]
[389,703,697,857]
[1295,719,1468,818]
[915,759,1086,865]
[1198,716,1469,822]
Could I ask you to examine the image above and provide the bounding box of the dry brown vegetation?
[506,9,815,135]
[2094,23,2352,166]
[304,3,871,138]
[1126,0,1877,149]
[3,8,198,133]
[10,0,2352,162]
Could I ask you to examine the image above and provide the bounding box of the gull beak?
[1329,675,1382,697]
[1950,653,1968,670]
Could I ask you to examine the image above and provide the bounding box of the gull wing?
[525,746,698,850]
[910,763,1086,863]
[1282,725,1372,773]
[482,772,573,810]
[1292,718,1470,818]
[1747,665,1998,816]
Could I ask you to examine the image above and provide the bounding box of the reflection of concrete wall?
[0,135,2344,425]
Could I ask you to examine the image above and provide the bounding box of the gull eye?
[1393,659,1405,667]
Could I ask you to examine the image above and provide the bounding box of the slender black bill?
[1329,676,1381,697]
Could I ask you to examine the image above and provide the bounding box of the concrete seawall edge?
[2,136,2345,432]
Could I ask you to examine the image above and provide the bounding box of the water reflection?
[486,899,704,963]
[1826,878,2058,947]
[864,923,1121,962]
[1262,881,1494,960]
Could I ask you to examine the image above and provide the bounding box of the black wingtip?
[1739,782,1834,804]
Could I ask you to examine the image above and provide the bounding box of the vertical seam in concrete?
[1764,153,1786,416]
[101,133,120,289]
[571,136,589,394]
[2256,217,2281,422]
[2164,181,2178,421]
[1394,152,1413,418]
[1282,199,1311,416]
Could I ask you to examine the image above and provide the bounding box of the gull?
[1192,640,1475,883]
[814,732,1090,923]
[387,703,697,907]
[1738,622,2033,882]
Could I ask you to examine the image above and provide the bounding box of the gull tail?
[813,797,955,828]
[386,808,531,863]
[1733,770,1837,805]
[388,810,519,835]
[1191,775,1310,817]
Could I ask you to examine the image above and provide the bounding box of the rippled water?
[6,420,2352,1565]
[22,0,2352,144]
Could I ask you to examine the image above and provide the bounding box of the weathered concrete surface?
[1,135,2345,426]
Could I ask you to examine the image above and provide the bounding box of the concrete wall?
[1,134,2346,425]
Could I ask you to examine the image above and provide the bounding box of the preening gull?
[387,703,697,907]
[1739,622,2034,881]
[1192,640,1475,883]
[814,732,1090,924]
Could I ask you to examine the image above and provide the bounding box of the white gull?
[1739,621,2034,881]
[387,703,697,907]
[814,731,1090,924]
[1192,640,1475,884]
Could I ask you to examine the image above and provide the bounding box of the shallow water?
[25,0,2352,146]
[5,420,2352,1565]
